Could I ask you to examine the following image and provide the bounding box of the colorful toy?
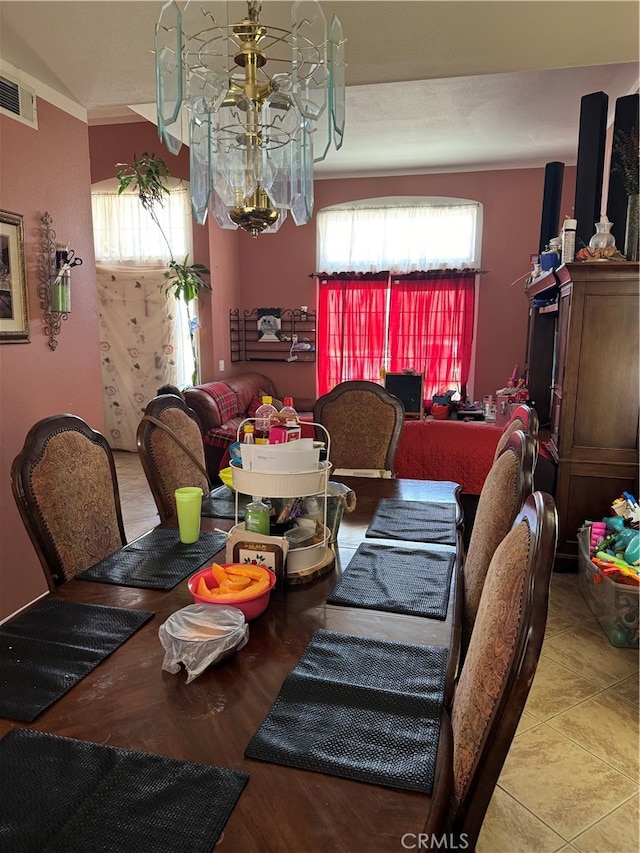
[593,552,640,585]
[602,515,626,533]
[589,521,607,556]
[610,493,640,526]
[624,534,640,566]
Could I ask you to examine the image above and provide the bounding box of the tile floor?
[113,450,640,853]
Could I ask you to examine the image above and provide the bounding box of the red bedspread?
[394,419,503,495]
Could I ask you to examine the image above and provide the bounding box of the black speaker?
[384,373,424,418]
[539,161,565,254]
[574,91,609,251]
[606,93,639,251]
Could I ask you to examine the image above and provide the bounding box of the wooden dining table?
[1,477,462,853]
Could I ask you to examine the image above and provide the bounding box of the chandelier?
[155,1,345,237]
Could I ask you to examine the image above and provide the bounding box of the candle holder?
[37,212,74,350]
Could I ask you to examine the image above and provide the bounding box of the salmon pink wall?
[236,167,576,404]
[203,223,240,381]
[0,100,103,619]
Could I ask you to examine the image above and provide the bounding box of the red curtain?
[388,275,475,399]
[317,277,388,395]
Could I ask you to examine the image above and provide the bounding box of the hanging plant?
[115,152,210,384]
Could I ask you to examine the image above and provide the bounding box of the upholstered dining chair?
[493,403,539,461]
[11,414,127,590]
[461,428,536,656]
[426,491,558,850]
[313,380,405,474]
[137,394,211,525]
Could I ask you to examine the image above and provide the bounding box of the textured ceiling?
[1,1,638,177]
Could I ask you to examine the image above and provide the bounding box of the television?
[384,372,424,419]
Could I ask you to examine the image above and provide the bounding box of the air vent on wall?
[0,73,37,129]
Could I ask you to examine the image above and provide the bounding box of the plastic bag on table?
[158,604,248,683]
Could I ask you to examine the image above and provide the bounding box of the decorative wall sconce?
[37,212,82,350]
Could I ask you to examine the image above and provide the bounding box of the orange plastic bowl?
[187,564,276,621]
[431,403,450,420]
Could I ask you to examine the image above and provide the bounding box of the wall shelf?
[230,308,316,363]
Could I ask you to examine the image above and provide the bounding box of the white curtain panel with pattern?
[96,263,188,450]
[92,182,194,450]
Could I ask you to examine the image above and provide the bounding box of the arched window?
[317,196,482,273]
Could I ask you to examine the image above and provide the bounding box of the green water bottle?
[245,497,270,535]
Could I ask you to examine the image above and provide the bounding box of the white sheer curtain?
[91,181,196,450]
[92,182,191,262]
[316,197,482,273]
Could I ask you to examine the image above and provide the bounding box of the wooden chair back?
[462,429,535,655]
[137,394,210,524]
[313,380,405,472]
[493,404,539,461]
[429,491,557,849]
[11,414,126,589]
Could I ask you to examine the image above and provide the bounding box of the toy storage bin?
[577,527,639,649]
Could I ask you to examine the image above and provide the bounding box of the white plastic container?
[231,460,331,498]
[285,523,330,574]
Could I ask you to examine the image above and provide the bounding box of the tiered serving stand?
[230,422,335,583]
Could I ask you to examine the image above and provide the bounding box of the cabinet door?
[559,276,639,460]
[549,284,572,459]
[526,306,556,427]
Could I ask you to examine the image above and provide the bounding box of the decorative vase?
[589,215,616,250]
[624,193,639,262]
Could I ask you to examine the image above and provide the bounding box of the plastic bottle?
[279,397,298,423]
[245,497,270,535]
[254,395,277,444]
[243,423,255,443]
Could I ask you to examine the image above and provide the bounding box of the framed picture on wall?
[0,209,29,342]
[256,307,285,341]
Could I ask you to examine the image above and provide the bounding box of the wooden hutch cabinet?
[525,262,639,565]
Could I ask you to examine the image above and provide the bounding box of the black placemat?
[245,628,448,793]
[77,528,227,589]
[0,599,153,722]
[0,728,248,853]
[366,499,458,545]
[202,485,249,520]
[327,541,455,619]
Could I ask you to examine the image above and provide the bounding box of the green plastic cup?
[175,487,203,544]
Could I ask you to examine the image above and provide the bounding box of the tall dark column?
[573,91,609,251]
[538,162,565,254]
[606,93,639,251]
